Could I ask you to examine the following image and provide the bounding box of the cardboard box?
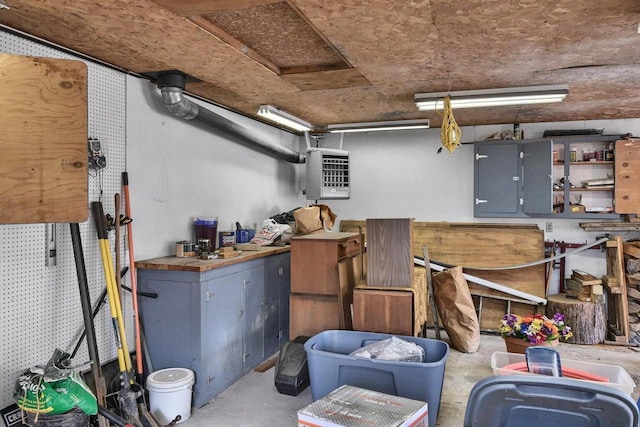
[297,385,428,427]
[569,204,586,213]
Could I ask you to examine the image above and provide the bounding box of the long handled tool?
[92,201,142,425]
[92,201,133,374]
[70,223,109,427]
[115,193,123,311]
[123,172,144,377]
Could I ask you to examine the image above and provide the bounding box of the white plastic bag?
[349,336,425,363]
[249,219,291,246]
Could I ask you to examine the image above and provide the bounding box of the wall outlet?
[545,222,553,233]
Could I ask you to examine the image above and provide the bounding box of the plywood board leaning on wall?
[0,53,88,223]
[341,220,546,329]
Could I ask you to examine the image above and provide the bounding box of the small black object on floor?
[274,336,310,396]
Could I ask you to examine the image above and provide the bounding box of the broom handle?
[123,172,144,375]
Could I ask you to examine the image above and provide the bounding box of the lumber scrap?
[602,275,622,294]
[624,243,640,259]
[605,236,630,343]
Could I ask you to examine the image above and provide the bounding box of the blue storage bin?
[304,330,449,427]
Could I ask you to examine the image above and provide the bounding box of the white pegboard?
[0,28,131,409]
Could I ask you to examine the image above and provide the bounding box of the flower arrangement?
[500,313,573,344]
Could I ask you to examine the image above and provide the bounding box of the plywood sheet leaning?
[615,139,640,214]
[0,53,88,223]
[343,220,544,297]
[341,220,546,330]
[365,218,414,287]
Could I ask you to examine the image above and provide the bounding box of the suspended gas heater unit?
[305,148,350,200]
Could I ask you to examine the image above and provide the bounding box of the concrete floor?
[179,333,640,426]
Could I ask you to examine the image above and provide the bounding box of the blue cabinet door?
[264,254,291,357]
[205,273,244,398]
[243,265,265,370]
[475,142,520,215]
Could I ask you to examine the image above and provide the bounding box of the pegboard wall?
[0,29,130,408]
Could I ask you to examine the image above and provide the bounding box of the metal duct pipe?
[157,73,305,164]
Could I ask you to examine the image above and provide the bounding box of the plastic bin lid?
[464,375,639,427]
[146,368,195,389]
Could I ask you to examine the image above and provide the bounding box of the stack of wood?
[623,240,640,340]
[565,270,604,303]
[352,218,428,336]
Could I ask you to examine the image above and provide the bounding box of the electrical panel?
[305,148,350,200]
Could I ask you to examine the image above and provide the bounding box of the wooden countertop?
[135,245,290,272]
[291,231,359,241]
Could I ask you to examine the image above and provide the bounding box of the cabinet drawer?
[338,237,361,260]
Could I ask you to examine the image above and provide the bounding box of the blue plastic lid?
[194,217,218,225]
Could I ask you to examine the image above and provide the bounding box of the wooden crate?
[353,289,414,335]
[353,268,427,336]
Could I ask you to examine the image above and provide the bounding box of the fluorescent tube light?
[414,85,568,111]
[257,105,313,133]
[327,119,430,133]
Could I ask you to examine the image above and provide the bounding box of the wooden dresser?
[289,231,361,339]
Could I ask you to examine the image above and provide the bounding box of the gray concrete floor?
[179,333,640,426]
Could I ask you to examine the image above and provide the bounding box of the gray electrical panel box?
[305,148,350,200]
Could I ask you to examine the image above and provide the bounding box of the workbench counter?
[135,245,290,272]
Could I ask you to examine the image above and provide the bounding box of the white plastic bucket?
[146,368,195,424]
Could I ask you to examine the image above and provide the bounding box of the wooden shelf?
[554,161,614,165]
[554,187,614,192]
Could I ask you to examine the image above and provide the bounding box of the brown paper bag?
[432,266,480,353]
[293,206,323,235]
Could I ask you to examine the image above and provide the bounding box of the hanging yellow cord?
[440,96,462,153]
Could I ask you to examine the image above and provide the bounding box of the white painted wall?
[125,77,304,260]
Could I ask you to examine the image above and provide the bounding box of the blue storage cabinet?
[137,250,290,408]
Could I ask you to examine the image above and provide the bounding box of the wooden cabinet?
[614,139,640,214]
[136,251,290,408]
[289,232,360,339]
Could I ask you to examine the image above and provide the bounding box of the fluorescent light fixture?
[327,119,430,133]
[414,85,568,110]
[257,104,313,132]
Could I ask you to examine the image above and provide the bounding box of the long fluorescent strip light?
[257,105,313,132]
[327,119,430,133]
[414,85,568,110]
